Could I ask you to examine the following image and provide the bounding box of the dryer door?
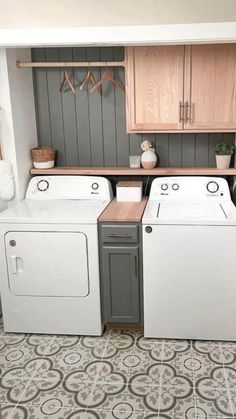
[5,231,89,297]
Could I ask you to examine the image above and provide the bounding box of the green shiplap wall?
[32,47,235,167]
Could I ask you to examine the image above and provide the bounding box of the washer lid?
[158,202,227,220]
[142,200,236,225]
[0,199,110,224]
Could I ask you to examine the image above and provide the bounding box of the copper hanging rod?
[16,60,125,68]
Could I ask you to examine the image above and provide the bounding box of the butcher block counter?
[99,197,148,223]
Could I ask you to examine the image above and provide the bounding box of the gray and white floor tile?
[0,320,236,418]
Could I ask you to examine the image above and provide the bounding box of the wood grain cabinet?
[125,44,236,132]
[99,223,143,324]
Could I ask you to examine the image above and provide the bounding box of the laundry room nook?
[1,1,236,417]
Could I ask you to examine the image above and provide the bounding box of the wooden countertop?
[99,197,148,223]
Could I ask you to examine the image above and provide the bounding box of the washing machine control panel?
[26,176,113,200]
[149,177,231,201]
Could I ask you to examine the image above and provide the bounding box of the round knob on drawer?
[145,226,152,233]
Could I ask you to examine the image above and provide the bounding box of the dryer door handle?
[10,255,23,274]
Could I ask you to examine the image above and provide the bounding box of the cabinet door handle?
[184,101,192,123]
[133,255,138,278]
[179,102,185,122]
[107,234,132,239]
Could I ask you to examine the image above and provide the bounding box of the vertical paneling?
[168,134,182,167]
[181,134,195,167]
[114,48,129,166]
[156,134,169,167]
[33,47,235,169]
[100,47,117,166]
[32,48,52,147]
[73,48,91,166]
[45,48,65,165]
[129,134,143,156]
[195,134,209,166]
[59,48,78,166]
[86,48,104,166]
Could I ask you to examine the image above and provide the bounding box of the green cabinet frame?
[99,223,143,324]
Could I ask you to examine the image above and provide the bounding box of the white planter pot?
[33,160,55,169]
[216,155,231,169]
[141,148,157,169]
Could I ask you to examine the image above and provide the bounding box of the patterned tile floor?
[0,318,236,418]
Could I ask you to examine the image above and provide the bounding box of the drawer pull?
[107,234,132,239]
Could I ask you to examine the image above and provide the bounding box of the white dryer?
[142,176,236,341]
[0,176,113,335]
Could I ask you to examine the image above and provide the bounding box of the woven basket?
[31,147,56,163]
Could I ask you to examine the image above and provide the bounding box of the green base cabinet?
[99,223,143,324]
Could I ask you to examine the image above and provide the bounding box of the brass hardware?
[184,101,192,123]
[179,102,185,122]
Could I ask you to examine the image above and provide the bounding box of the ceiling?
[0,0,235,29]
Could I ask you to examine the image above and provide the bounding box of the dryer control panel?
[26,176,113,200]
[149,176,231,201]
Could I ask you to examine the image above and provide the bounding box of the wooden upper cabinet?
[184,44,236,131]
[125,46,185,132]
[125,44,236,133]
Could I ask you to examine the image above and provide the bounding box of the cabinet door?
[184,44,236,130]
[101,246,140,323]
[126,46,185,132]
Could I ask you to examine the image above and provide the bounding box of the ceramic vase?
[216,155,231,169]
[141,148,157,169]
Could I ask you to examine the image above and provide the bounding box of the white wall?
[0,0,236,27]
[0,48,37,201]
[0,0,236,47]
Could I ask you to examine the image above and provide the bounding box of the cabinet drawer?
[100,225,138,243]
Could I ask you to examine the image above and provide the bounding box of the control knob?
[37,180,49,192]
[161,183,168,191]
[207,181,219,193]
[172,183,179,191]
[91,182,99,190]
[145,226,152,233]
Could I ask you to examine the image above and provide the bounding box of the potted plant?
[31,147,56,169]
[215,141,235,169]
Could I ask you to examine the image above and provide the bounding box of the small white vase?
[216,155,231,169]
[141,148,157,169]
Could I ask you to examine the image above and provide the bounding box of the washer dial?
[91,182,99,190]
[207,181,219,193]
[161,183,168,191]
[37,180,49,192]
[172,183,179,191]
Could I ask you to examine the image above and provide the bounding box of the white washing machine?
[0,176,113,335]
[142,176,236,341]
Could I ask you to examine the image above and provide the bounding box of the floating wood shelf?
[30,166,236,176]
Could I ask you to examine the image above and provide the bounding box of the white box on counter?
[116,181,143,202]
